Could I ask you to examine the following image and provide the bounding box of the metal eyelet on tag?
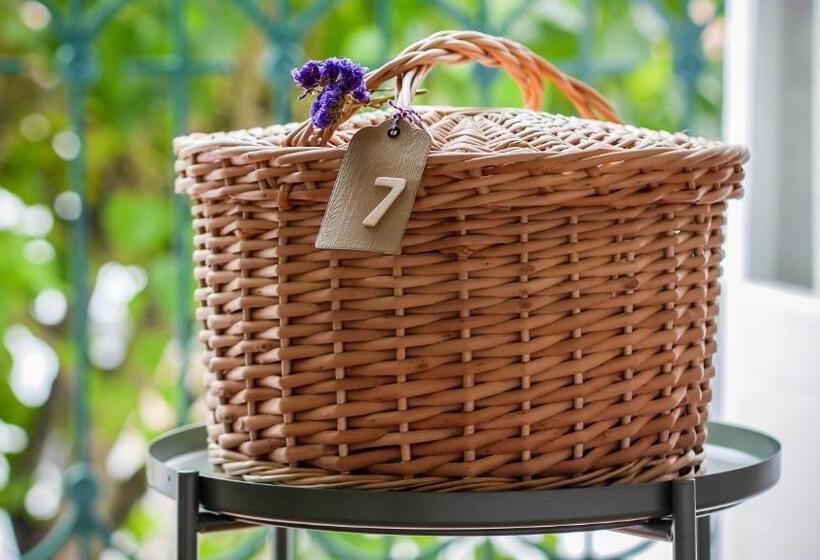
[315,120,432,255]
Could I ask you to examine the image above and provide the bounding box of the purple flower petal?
[291,60,322,90]
[317,83,343,112]
[351,84,370,103]
[318,58,341,83]
[320,57,367,92]
[310,84,345,129]
[310,104,332,129]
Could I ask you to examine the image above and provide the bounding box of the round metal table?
[147,422,780,560]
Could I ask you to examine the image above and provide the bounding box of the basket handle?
[287,30,621,146]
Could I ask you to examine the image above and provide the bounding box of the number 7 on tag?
[362,177,406,227]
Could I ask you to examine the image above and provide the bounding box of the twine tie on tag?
[388,100,424,137]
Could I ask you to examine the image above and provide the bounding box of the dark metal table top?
[147,422,780,536]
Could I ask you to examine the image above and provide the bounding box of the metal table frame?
[147,422,780,560]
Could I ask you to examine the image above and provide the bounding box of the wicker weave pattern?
[175,32,747,491]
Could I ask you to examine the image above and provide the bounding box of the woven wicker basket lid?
[176,106,739,157]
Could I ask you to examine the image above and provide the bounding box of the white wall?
[720,1,820,558]
[814,0,820,290]
[721,285,820,559]
[734,0,815,288]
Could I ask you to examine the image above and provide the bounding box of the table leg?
[672,478,698,560]
[177,470,200,560]
[271,527,292,560]
[697,516,711,560]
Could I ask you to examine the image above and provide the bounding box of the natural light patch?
[23,239,55,264]
[99,549,128,560]
[32,288,67,326]
[131,491,175,559]
[0,509,20,559]
[558,533,587,558]
[24,462,62,520]
[493,536,547,560]
[583,531,658,559]
[110,529,138,559]
[0,192,55,245]
[29,65,59,90]
[442,536,484,559]
[4,324,59,407]
[153,338,189,386]
[90,335,127,371]
[702,17,725,62]
[0,456,9,491]
[19,1,51,30]
[54,190,82,221]
[437,536,548,560]
[139,389,175,432]
[0,421,28,454]
[531,2,582,32]
[389,539,420,560]
[105,424,146,481]
[0,188,24,231]
[631,3,666,42]
[688,0,716,25]
[52,130,81,161]
[89,262,147,370]
[18,204,53,237]
[19,113,50,142]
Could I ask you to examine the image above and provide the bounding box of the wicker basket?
[174,31,747,491]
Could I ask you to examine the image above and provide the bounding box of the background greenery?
[0,0,725,558]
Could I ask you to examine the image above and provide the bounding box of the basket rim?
[173,105,749,162]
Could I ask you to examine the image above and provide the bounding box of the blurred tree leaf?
[102,191,172,260]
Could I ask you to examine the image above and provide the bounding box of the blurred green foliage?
[0,0,724,557]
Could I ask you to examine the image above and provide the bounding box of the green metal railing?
[129,0,233,425]
[3,0,712,558]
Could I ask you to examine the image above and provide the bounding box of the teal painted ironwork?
[308,531,459,560]
[373,0,392,64]
[204,528,268,560]
[19,0,133,558]
[306,529,656,560]
[132,3,269,558]
[130,0,232,425]
[232,0,339,122]
[0,58,24,74]
[565,0,638,83]
[428,0,524,105]
[646,0,708,130]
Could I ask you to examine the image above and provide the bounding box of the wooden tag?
[315,120,432,255]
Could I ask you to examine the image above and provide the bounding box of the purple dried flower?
[310,102,332,130]
[310,84,344,129]
[292,57,370,129]
[320,57,366,91]
[351,84,370,104]
[321,83,344,104]
[291,60,322,91]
